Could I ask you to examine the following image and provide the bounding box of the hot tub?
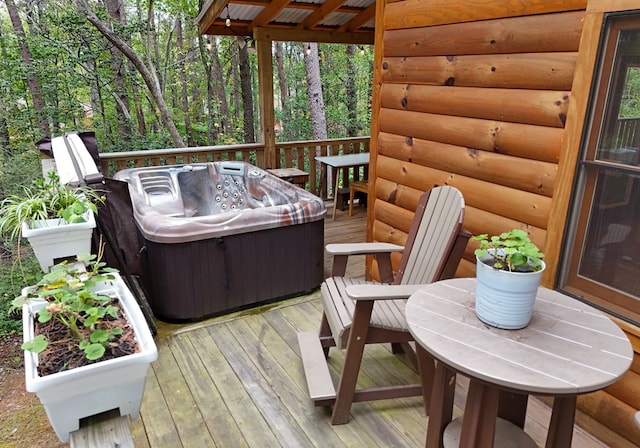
[115,161,326,321]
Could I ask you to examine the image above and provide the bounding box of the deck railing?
[611,117,640,149]
[98,136,370,197]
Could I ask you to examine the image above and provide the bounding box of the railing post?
[256,32,276,169]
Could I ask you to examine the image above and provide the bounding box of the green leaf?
[37,308,52,323]
[90,329,109,343]
[83,343,106,360]
[22,335,48,353]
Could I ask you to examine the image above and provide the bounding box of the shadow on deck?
[129,205,607,447]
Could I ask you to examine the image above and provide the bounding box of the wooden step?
[70,409,133,448]
[297,331,337,406]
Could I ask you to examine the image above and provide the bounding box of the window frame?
[559,12,640,325]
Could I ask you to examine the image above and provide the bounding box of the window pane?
[579,169,640,298]
[596,28,640,167]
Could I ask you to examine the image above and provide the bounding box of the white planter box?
[22,272,157,442]
[21,212,96,271]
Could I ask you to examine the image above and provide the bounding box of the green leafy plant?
[473,229,545,272]
[0,171,104,243]
[12,253,122,361]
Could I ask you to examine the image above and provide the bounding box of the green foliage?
[0,1,373,157]
[473,229,545,272]
[0,254,42,337]
[12,253,122,362]
[0,150,41,199]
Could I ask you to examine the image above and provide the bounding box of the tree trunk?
[304,42,328,187]
[130,71,147,135]
[238,37,255,143]
[274,42,290,140]
[176,17,193,146]
[104,0,132,140]
[4,0,49,139]
[232,44,241,136]
[77,0,185,147]
[304,42,328,142]
[345,44,358,137]
[198,37,216,144]
[211,39,229,135]
[146,0,163,94]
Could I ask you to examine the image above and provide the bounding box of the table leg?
[545,396,576,448]
[331,168,340,220]
[498,391,528,429]
[459,380,499,448]
[425,363,456,448]
[415,345,436,414]
[318,163,327,199]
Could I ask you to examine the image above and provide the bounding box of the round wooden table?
[405,277,633,448]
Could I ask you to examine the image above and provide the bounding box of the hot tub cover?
[115,162,326,243]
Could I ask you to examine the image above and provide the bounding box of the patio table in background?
[405,277,633,448]
[315,152,369,219]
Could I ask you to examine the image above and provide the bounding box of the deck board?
[132,209,609,447]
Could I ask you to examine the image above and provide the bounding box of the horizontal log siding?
[369,1,639,446]
[384,0,586,30]
[382,53,577,90]
[379,109,563,163]
[384,11,585,56]
[371,7,582,268]
[377,133,557,197]
[380,85,570,128]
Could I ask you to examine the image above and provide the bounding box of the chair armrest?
[328,243,404,279]
[345,284,424,301]
[326,242,404,256]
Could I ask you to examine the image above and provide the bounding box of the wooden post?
[255,30,276,169]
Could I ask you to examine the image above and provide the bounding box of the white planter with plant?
[473,229,545,330]
[14,254,157,443]
[0,172,103,271]
[21,212,96,272]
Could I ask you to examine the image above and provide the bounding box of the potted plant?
[0,171,103,271]
[472,229,545,329]
[12,252,157,443]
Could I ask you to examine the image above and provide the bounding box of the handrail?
[99,136,370,198]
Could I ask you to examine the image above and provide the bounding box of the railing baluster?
[98,138,369,195]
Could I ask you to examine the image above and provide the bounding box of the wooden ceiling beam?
[338,3,376,33]
[254,26,374,44]
[198,0,229,35]
[296,0,345,30]
[251,0,291,28]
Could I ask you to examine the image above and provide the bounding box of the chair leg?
[349,186,356,216]
[331,300,374,425]
[319,313,334,358]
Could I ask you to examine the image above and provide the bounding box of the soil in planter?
[32,299,139,376]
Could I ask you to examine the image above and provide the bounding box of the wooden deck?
[128,205,608,447]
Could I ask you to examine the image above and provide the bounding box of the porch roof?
[197,0,375,44]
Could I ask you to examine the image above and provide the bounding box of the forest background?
[0,0,374,337]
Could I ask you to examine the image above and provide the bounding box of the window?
[560,14,640,324]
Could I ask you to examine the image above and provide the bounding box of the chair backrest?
[394,186,466,285]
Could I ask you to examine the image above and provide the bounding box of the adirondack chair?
[297,185,470,424]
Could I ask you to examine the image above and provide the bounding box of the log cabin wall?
[367,0,640,446]
[369,2,586,277]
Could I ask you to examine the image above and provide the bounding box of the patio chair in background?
[297,186,470,424]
